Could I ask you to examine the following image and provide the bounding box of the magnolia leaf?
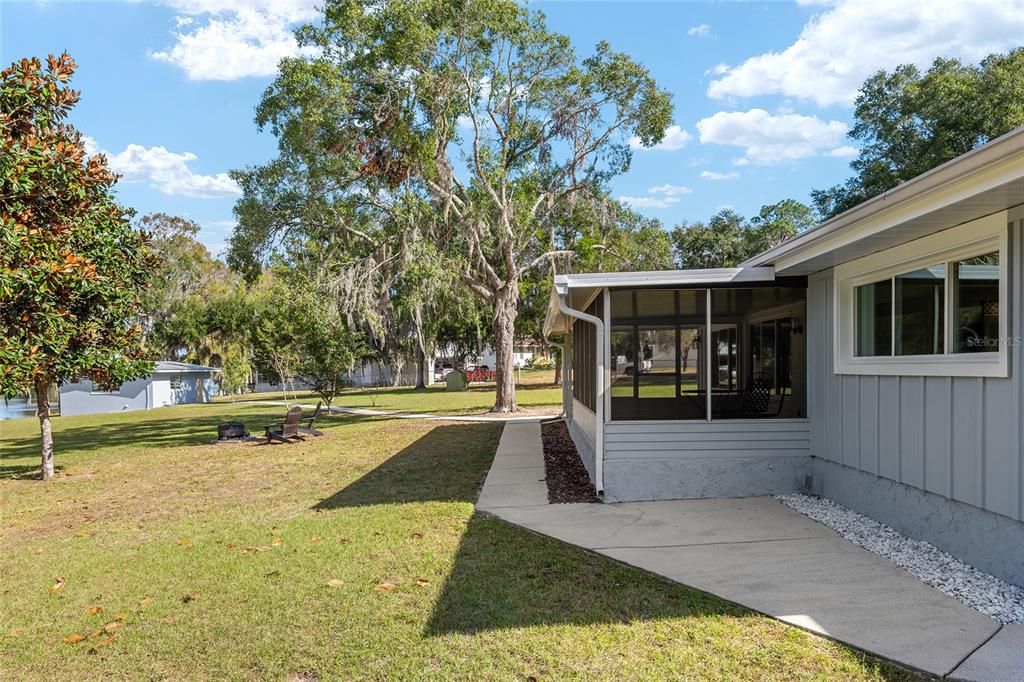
[103,621,120,634]
[51,576,66,592]
[327,579,345,588]
[63,633,85,644]
[373,582,397,593]
[84,606,103,616]
[177,539,192,547]
[139,598,153,608]
[415,578,429,587]
[181,593,196,604]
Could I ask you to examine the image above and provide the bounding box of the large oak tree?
[231,0,672,412]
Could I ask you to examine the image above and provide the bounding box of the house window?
[170,375,182,390]
[89,380,121,395]
[835,213,1008,377]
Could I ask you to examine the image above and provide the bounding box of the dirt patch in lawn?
[541,420,598,504]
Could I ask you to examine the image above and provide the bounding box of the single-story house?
[59,361,219,416]
[544,125,1024,587]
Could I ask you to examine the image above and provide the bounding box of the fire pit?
[217,421,249,441]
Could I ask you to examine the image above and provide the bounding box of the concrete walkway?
[479,421,1014,679]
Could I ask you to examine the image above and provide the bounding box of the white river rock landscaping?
[777,493,1024,624]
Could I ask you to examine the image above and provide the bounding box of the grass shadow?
[313,422,502,509]
[424,511,742,635]
[0,406,376,476]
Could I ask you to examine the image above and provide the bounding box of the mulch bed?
[540,420,599,504]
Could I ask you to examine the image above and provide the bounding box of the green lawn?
[0,402,914,680]
[233,368,564,416]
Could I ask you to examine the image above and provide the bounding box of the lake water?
[1,399,36,420]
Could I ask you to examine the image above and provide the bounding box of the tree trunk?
[491,286,519,413]
[35,378,54,480]
[413,304,427,390]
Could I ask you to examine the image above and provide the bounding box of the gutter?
[542,336,568,420]
[552,287,605,497]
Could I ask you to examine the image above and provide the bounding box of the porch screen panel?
[571,292,602,412]
[710,287,806,419]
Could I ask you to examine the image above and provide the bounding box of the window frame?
[834,212,1008,377]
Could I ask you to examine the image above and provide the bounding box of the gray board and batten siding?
[806,214,1024,585]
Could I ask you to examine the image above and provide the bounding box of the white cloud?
[648,183,692,197]
[101,143,241,198]
[707,0,1024,106]
[629,124,691,151]
[151,0,320,80]
[829,145,858,158]
[619,195,680,209]
[687,24,712,38]
[696,109,848,165]
[700,170,740,181]
[619,183,692,209]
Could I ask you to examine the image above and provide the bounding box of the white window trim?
[834,211,1009,377]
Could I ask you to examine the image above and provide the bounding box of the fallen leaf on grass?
[415,579,429,587]
[177,538,192,547]
[76,531,92,538]
[243,545,272,553]
[103,622,120,634]
[339,538,352,545]
[51,576,66,592]
[84,606,103,616]
[88,635,115,654]
[271,537,283,547]
[326,579,345,588]
[373,582,397,593]
[139,598,153,608]
[63,633,85,644]
[181,593,196,604]
[86,628,103,640]
[265,570,281,578]
[114,612,127,621]
[409,532,423,540]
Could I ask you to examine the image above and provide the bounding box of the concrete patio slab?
[493,496,836,549]
[477,421,1006,678]
[951,623,1024,681]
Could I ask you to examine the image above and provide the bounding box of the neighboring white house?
[59,361,219,416]
[469,343,550,369]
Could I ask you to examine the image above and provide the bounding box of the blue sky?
[3,0,1023,256]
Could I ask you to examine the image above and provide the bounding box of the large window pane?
[637,327,677,398]
[856,280,892,357]
[955,252,1000,353]
[896,265,945,356]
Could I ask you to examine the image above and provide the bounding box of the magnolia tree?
[238,0,672,412]
[0,54,154,479]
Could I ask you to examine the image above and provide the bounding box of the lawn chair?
[265,406,306,444]
[297,401,325,437]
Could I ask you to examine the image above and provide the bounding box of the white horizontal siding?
[604,420,811,460]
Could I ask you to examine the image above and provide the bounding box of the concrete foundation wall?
[603,455,811,503]
[814,458,1024,586]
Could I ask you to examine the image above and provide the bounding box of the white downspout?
[556,291,605,496]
